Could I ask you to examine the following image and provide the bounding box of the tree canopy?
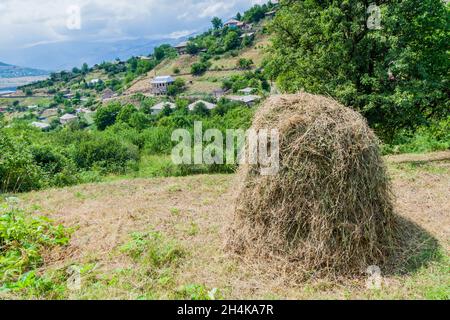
[266,0,449,140]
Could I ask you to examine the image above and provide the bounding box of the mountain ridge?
[0,61,49,78]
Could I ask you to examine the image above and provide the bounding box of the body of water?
[0,87,17,95]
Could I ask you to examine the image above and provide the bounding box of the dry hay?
[227,93,399,277]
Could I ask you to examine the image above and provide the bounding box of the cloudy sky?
[0,0,266,70]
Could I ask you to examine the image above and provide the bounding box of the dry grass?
[228,94,398,277]
[15,154,450,299]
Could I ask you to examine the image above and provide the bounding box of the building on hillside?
[240,32,255,39]
[150,101,176,115]
[188,100,217,112]
[138,56,152,60]
[150,76,175,96]
[238,87,257,95]
[265,10,277,18]
[102,88,115,101]
[89,79,100,85]
[31,122,51,130]
[76,107,93,114]
[224,19,245,29]
[174,41,189,55]
[60,113,78,125]
[226,95,261,106]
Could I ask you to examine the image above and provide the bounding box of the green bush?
[72,135,139,174]
[0,205,70,287]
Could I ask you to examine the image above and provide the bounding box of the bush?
[72,135,139,174]
[191,62,209,76]
[0,205,70,286]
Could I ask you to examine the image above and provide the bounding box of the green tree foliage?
[237,58,254,70]
[266,0,450,140]
[191,62,209,76]
[211,17,223,29]
[95,102,122,130]
[224,31,241,51]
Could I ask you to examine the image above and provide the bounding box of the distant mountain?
[0,35,195,72]
[0,62,49,78]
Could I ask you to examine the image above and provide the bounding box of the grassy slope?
[5,151,449,300]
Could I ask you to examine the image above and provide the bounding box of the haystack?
[227,93,398,276]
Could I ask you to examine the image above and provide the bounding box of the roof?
[227,95,261,103]
[174,41,188,48]
[238,87,256,94]
[151,76,175,84]
[151,102,176,110]
[60,114,78,120]
[240,32,255,38]
[31,122,50,129]
[224,19,245,27]
[188,100,217,111]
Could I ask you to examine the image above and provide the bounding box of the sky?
[0,0,266,70]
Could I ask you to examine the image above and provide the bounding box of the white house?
[27,105,38,110]
[238,87,257,95]
[31,122,51,130]
[150,101,176,115]
[60,114,78,124]
[188,100,217,112]
[226,95,261,106]
[89,79,100,85]
[150,76,175,95]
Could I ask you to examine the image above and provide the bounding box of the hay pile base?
[227,93,398,276]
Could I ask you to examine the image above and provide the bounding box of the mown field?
[1,151,449,300]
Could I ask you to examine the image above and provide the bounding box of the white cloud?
[0,0,266,66]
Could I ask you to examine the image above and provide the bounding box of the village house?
[240,32,255,39]
[31,122,51,130]
[60,114,78,125]
[174,41,189,55]
[226,94,261,106]
[188,100,217,112]
[150,76,175,96]
[76,107,93,114]
[224,19,245,29]
[89,79,100,85]
[238,87,257,95]
[0,106,7,113]
[150,101,176,115]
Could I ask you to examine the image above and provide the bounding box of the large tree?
[266,0,449,140]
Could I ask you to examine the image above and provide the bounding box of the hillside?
[3,152,449,300]
[125,27,271,96]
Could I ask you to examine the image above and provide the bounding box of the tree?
[237,58,254,70]
[192,102,210,117]
[191,62,209,76]
[186,42,200,55]
[224,31,241,51]
[211,17,223,29]
[117,104,138,124]
[95,102,122,130]
[267,0,450,140]
[81,63,89,74]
